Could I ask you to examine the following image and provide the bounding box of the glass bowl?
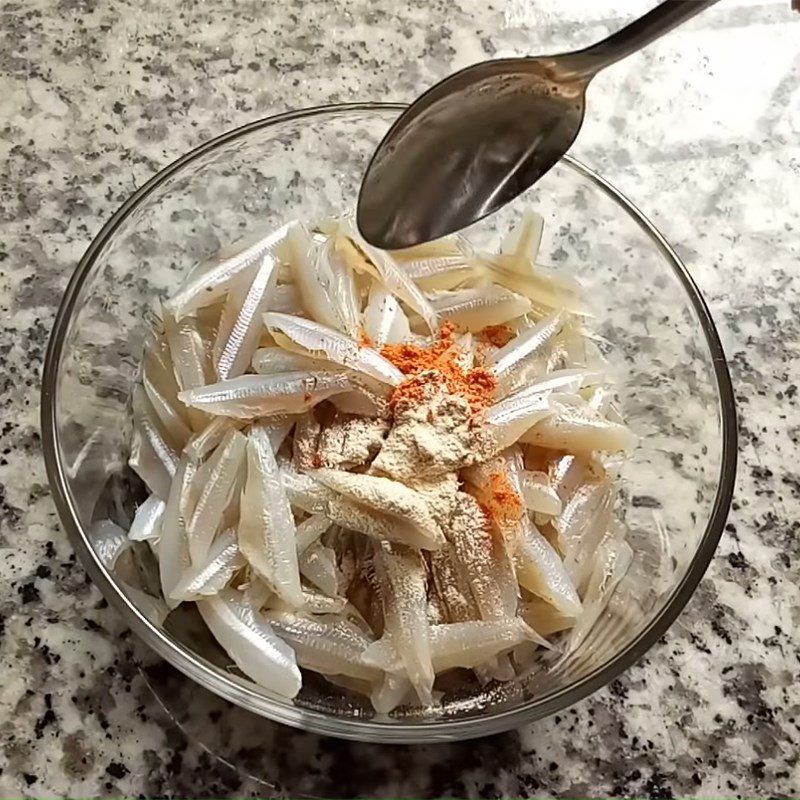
[41,103,736,743]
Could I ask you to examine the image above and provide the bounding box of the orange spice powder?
[482,324,515,348]
[381,322,497,414]
[358,328,376,348]
[487,471,524,523]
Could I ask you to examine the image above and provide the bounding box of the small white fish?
[298,541,339,597]
[142,372,193,448]
[263,312,404,386]
[515,518,582,618]
[520,595,576,636]
[121,583,170,627]
[340,226,439,333]
[374,544,434,705]
[288,226,361,337]
[390,237,461,261]
[500,208,545,266]
[171,528,246,600]
[179,371,352,420]
[282,465,442,551]
[298,587,348,614]
[238,427,304,608]
[295,514,331,553]
[555,481,616,592]
[163,312,211,392]
[403,255,478,292]
[255,418,296,454]
[363,618,549,674]
[519,471,563,517]
[265,610,378,681]
[428,546,480,623]
[446,493,518,621]
[520,398,637,453]
[166,225,289,317]
[483,391,554,455]
[184,416,245,461]
[251,346,333,375]
[129,386,179,500]
[312,469,445,550]
[463,617,553,670]
[370,671,413,714]
[363,282,411,347]
[426,285,532,331]
[215,252,281,380]
[159,456,197,607]
[213,278,248,374]
[481,255,587,316]
[488,309,567,394]
[142,330,194,421]
[265,282,304,315]
[186,430,247,564]
[511,368,605,400]
[243,576,274,611]
[128,495,166,542]
[197,588,301,698]
[564,539,632,655]
[89,520,131,570]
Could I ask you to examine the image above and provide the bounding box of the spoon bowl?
[358,0,718,249]
[357,59,587,249]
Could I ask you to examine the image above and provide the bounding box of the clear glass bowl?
[41,103,736,743]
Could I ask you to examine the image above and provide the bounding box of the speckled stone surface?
[1,0,799,796]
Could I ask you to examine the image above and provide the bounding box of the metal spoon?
[357,0,718,249]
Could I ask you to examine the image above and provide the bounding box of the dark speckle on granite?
[1,0,800,797]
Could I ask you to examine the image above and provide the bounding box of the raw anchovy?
[266,610,378,681]
[238,427,303,607]
[520,397,637,453]
[215,251,281,380]
[374,544,434,704]
[166,224,289,317]
[186,429,247,564]
[288,225,361,337]
[128,495,165,542]
[263,312,404,386]
[160,456,196,607]
[251,346,332,375]
[197,588,301,698]
[426,286,531,331]
[500,208,545,265]
[342,225,438,332]
[129,385,179,500]
[312,469,445,550]
[184,416,245,461]
[487,309,567,394]
[298,542,339,597]
[363,282,411,347]
[171,528,245,600]
[515,518,582,618]
[519,471,562,516]
[89,520,131,570]
[179,371,352,419]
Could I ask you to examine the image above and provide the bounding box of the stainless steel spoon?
[357,0,718,249]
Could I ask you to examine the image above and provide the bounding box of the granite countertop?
[2,0,799,796]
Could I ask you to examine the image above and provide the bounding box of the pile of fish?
[100,209,637,712]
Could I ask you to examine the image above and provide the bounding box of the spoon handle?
[566,0,719,80]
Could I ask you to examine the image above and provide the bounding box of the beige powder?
[372,375,480,480]
[317,412,389,470]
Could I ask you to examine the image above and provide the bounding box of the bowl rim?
[41,101,737,743]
